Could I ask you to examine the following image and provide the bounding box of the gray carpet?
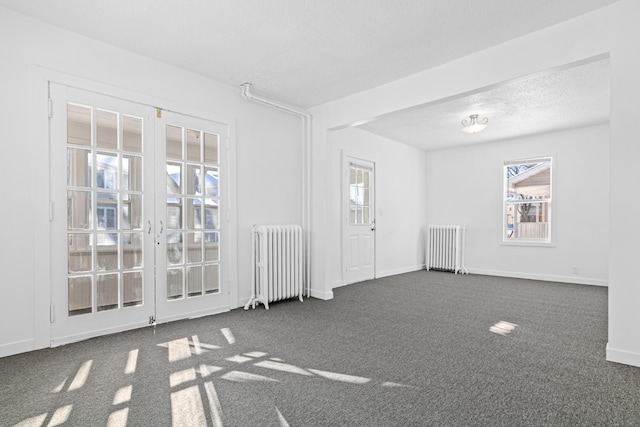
[2,271,640,426]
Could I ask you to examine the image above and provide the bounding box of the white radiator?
[426,225,468,274]
[245,225,304,310]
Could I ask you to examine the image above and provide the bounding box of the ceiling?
[0,0,616,149]
[359,57,611,151]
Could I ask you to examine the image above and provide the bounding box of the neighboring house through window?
[504,157,552,243]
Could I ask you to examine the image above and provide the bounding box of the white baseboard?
[0,339,35,358]
[467,268,608,287]
[331,279,346,289]
[606,344,640,368]
[310,288,334,300]
[377,264,425,279]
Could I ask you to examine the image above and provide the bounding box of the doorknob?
[371,227,376,231]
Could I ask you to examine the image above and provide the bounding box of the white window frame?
[502,156,553,246]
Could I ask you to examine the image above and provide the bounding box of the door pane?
[68,276,92,316]
[97,273,119,311]
[166,126,183,159]
[68,233,92,273]
[204,132,219,164]
[97,233,118,270]
[122,194,142,230]
[123,232,143,269]
[123,271,143,307]
[67,104,91,146]
[186,165,201,195]
[166,163,181,194]
[187,266,202,297]
[167,232,183,265]
[186,129,201,161]
[204,264,219,294]
[68,191,92,230]
[204,167,218,197]
[187,232,202,263]
[186,198,201,229]
[167,268,184,299]
[167,198,182,229]
[97,109,118,149]
[123,154,143,191]
[67,148,91,187]
[123,115,142,153]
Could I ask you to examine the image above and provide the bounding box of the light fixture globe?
[461,114,489,134]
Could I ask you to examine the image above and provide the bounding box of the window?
[503,157,552,243]
[348,163,372,225]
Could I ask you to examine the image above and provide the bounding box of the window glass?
[348,164,372,225]
[504,158,552,242]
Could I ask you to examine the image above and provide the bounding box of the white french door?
[154,111,230,322]
[50,84,231,345]
[343,157,375,285]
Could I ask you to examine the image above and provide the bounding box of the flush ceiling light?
[461,114,489,134]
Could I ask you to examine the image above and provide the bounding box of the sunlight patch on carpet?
[490,321,518,336]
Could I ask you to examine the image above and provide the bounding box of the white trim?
[310,288,334,300]
[377,265,426,279]
[0,339,35,358]
[500,241,556,248]
[606,344,640,368]
[468,268,607,287]
[30,67,53,351]
[51,321,150,347]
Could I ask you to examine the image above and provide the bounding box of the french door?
[50,84,230,345]
[154,111,229,322]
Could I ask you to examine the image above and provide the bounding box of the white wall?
[426,124,609,285]
[0,8,302,357]
[310,1,640,367]
[328,127,429,288]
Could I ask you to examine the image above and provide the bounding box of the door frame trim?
[32,66,238,351]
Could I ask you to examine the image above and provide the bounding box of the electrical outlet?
[572,267,579,275]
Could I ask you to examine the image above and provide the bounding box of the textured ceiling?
[0,0,620,108]
[359,57,611,151]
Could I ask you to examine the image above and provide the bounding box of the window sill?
[501,240,555,248]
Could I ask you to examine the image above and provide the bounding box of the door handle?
[159,220,164,235]
[148,220,152,234]
[371,227,376,231]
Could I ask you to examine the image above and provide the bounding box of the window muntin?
[348,164,372,225]
[504,157,552,242]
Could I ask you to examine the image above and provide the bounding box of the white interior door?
[343,157,375,284]
[50,84,156,345]
[50,85,232,345]
[154,111,230,322]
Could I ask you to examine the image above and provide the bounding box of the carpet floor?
[2,271,640,426]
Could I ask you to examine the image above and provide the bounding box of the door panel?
[155,111,230,322]
[343,158,375,285]
[50,84,155,345]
